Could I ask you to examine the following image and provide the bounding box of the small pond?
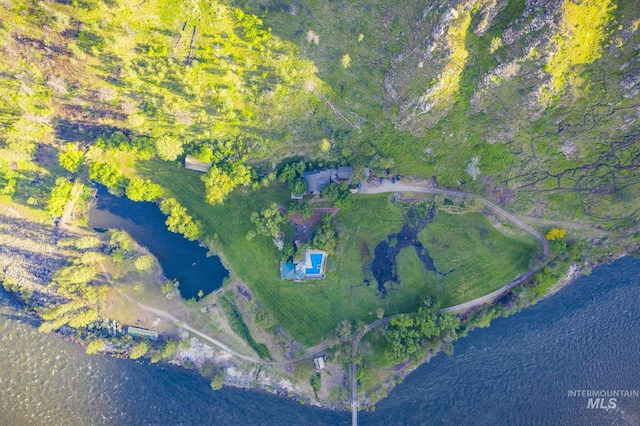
[88,187,229,300]
[371,204,448,296]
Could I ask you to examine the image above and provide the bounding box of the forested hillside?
[241,0,640,230]
[1,0,639,227]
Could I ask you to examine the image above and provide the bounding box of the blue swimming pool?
[305,253,323,275]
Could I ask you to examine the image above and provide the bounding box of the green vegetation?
[546,228,568,254]
[313,213,338,254]
[46,178,73,217]
[289,177,307,197]
[546,0,616,92]
[59,145,84,173]
[159,198,203,241]
[134,255,155,271]
[89,162,126,191]
[143,159,539,344]
[0,0,638,406]
[125,178,163,202]
[385,299,459,362]
[130,341,150,360]
[250,203,286,239]
[39,248,105,333]
[85,339,105,355]
[218,294,271,360]
[321,183,354,210]
[411,212,538,306]
[310,373,321,399]
[210,370,226,391]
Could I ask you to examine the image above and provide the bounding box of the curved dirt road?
[359,182,549,255]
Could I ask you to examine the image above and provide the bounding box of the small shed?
[127,326,158,340]
[313,356,326,370]
[184,155,213,173]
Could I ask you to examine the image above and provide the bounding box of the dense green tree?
[210,370,226,391]
[312,212,337,253]
[289,177,307,196]
[321,183,340,200]
[299,202,313,218]
[250,203,285,238]
[335,188,354,209]
[546,228,567,253]
[134,255,154,271]
[159,198,202,240]
[385,300,459,361]
[130,341,150,359]
[202,163,251,205]
[279,161,305,182]
[110,230,132,251]
[161,280,175,294]
[89,162,126,190]
[126,177,163,202]
[85,339,104,354]
[155,136,183,161]
[46,177,73,217]
[59,145,83,173]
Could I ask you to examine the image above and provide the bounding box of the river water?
[1,257,639,425]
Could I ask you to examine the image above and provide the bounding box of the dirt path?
[515,215,640,238]
[99,262,335,366]
[359,181,550,255]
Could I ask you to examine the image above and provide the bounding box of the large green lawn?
[396,212,539,306]
[139,160,538,345]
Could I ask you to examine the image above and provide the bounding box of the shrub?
[134,255,154,271]
[85,339,104,354]
[129,341,150,359]
[210,370,226,391]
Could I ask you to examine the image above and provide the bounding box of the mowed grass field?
[394,212,539,306]
[139,160,539,345]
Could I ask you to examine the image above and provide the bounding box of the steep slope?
[243,0,640,230]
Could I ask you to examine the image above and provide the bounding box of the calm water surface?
[88,187,229,299]
[1,257,639,425]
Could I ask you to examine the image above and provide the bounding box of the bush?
[85,339,104,354]
[300,202,313,218]
[59,145,83,173]
[210,370,226,391]
[47,177,73,217]
[134,255,154,271]
[126,178,163,202]
[161,280,174,294]
[129,341,150,359]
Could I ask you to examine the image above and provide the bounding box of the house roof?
[301,170,332,194]
[337,166,353,180]
[281,262,297,280]
[281,262,305,280]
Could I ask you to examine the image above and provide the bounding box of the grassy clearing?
[139,160,539,346]
[140,159,406,344]
[412,211,538,306]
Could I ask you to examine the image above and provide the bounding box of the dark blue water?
[88,187,229,299]
[1,257,639,425]
[362,256,640,425]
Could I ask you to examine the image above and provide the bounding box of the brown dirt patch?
[288,207,338,228]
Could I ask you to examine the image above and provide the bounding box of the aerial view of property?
[0,0,639,425]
